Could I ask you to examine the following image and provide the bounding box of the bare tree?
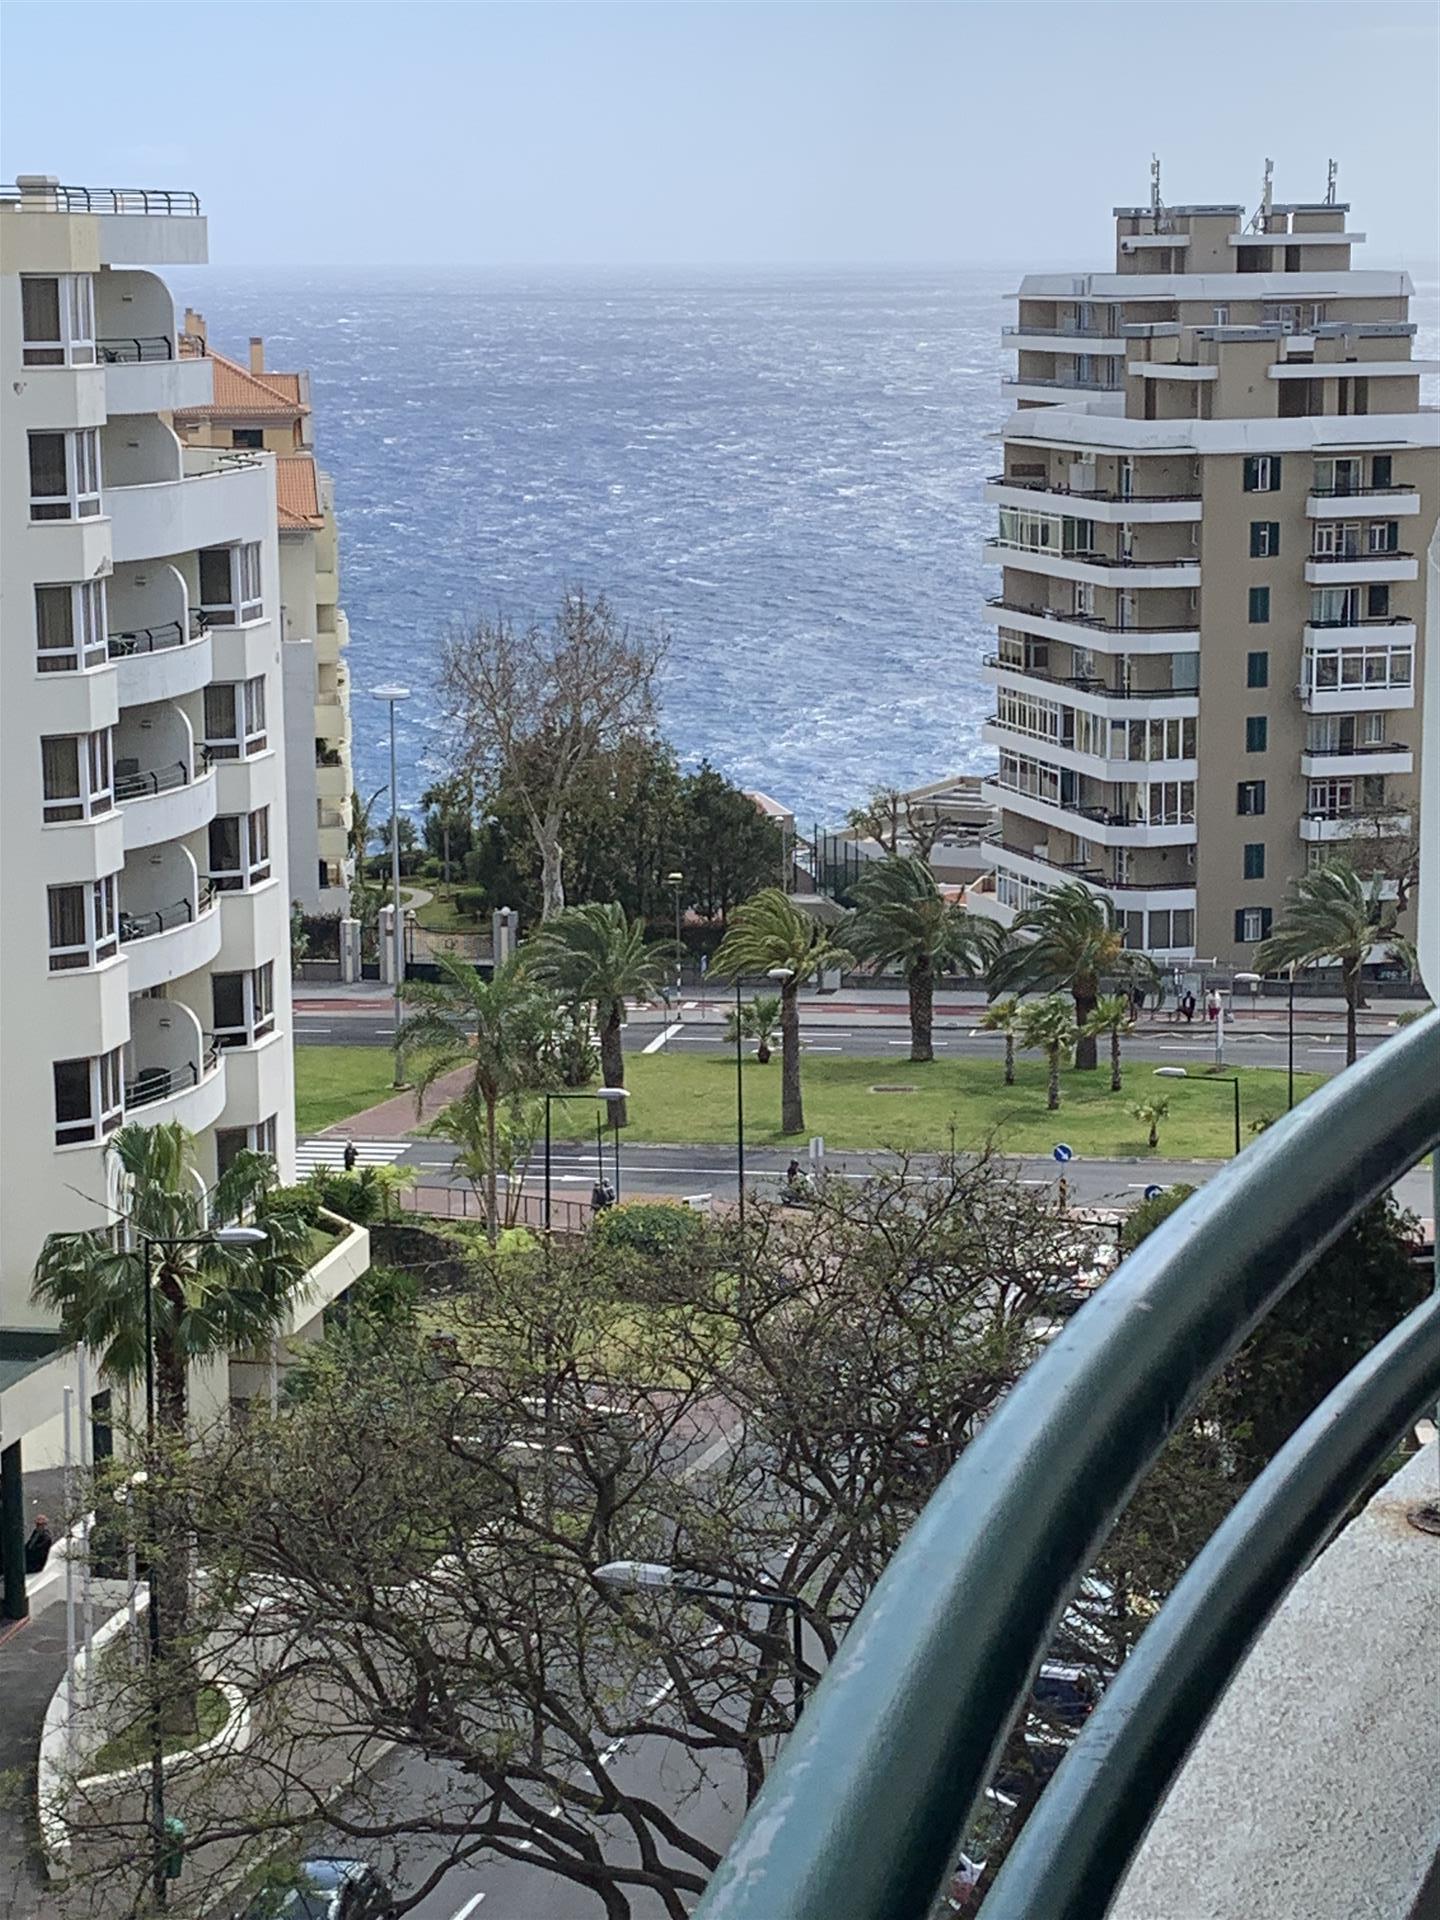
[845,786,960,863]
[441,590,667,919]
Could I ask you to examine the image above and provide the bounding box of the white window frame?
[28,428,101,521]
[20,273,96,367]
[35,579,108,674]
[42,729,114,824]
[47,875,119,972]
[53,1047,124,1146]
[203,675,269,760]
[208,807,273,892]
[212,962,277,1048]
[198,542,264,625]
[1240,909,1266,943]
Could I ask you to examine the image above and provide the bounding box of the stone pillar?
[1,1440,27,1621]
[338,916,362,984]
[492,907,519,968]
[378,904,397,984]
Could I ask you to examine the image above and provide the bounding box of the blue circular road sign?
[1052,1143,1073,1163]
[1144,1183,1164,1200]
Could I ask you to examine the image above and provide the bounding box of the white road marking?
[643,1024,684,1054]
[804,1044,842,1051]
[683,1001,698,1010]
[450,1895,487,1920]
[295,1137,410,1171]
[294,1025,333,1033]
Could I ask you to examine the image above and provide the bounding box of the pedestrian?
[343,1139,358,1172]
[1205,992,1221,1023]
[591,1178,615,1215]
[24,1514,53,1574]
[1181,992,1196,1023]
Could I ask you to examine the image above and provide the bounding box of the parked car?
[1032,1659,1101,1728]
[236,1859,396,1920]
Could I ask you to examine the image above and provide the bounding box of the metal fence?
[398,1185,592,1237]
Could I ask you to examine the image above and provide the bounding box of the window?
[208,809,271,890]
[1371,455,1393,490]
[248,807,271,881]
[231,428,264,450]
[1304,643,1411,694]
[21,274,95,366]
[1367,522,1399,555]
[1247,650,1269,688]
[1249,521,1280,558]
[1310,585,1361,627]
[1212,306,1230,325]
[1144,780,1194,825]
[28,429,101,521]
[53,1049,124,1146]
[203,678,266,758]
[212,963,275,1048]
[35,581,107,673]
[1234,907,1273,945]
[48,876,118,971]
[1245,716,1268,753]
[1243,844,1266,881]
[1237,780,1266,816]
[1312,521,1361,559]
[42,730,113,823]
[1367,584,1390,619]
[197,541,263,623]
[215,1117,277,1175]
[1248,587,1270,624]
[1243,455,1281,493]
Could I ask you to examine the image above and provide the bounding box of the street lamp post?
[734,981,746,1225]
[543,1090,628,1236]
[1153,1066,1241,1157]
[594,1559,810,1717]
[372,685,411,1089]
[139,1226,267,1910]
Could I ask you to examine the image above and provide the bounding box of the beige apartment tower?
[981,169,1437,966]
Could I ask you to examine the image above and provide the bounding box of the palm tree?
[714,889,854,1135]
[846,855,998,1062]
[1083,993,1136,1094]
[1130,1097,1170,1151]
[396,950,555,1241]
[525,902,676,1127]
[724,993,781,1065]
[988,883,1156,1071]
[31,1121,311,1721]
[1018,995,1077,1112]
[1256,860,1407,1066]
[978,995,1024,1087]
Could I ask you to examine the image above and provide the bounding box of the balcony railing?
[988,598,1198,640]
[1301,739,1409,758]
[1308,550,1412,564]
[1001,324,1114,341]
[988,473,1202,506]
[118,888,214,944]
[692,1013,1440,1920]
[114,749,207,802]
[1,183,201,215]
[125,1045,220,1110]
[991,540,1199,572]
[1305,614,1413,630]
[1308,483,1418,498]
[995,843,1195,892]
[1001,373,1123,392]
[107,610,207,659]
[98,336,176,364]
[988,779,1186,831]
[984,656,1197,700]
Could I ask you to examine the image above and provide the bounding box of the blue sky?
[2,1,1436,267]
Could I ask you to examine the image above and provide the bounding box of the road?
[294,995,1400,1076]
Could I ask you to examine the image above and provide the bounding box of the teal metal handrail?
[693,1010,1440,1920]
[984,1284,1440,1917]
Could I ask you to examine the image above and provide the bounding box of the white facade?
[0,177,298,1335]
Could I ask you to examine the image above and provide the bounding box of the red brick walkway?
[315,1067,471,1139]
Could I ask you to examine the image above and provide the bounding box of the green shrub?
[453,887,486,919]
[593,1201,704,1260]
[1119,1183,1196,1254]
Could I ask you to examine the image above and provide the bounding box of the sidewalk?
[0,1605,71,1919]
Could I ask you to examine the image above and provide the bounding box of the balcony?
[982,656,1199,718]
[1302,551,1417,586]
[986,540,1200,591]
[108,610,211,705]
[124,999,225,1132]
[119,884,220,993]
[1001,330,1127,357]
[982,719,1195,786]
[116,751,216,852]
[979,778,1196,849]
[984,477,1202,525]
[991,842,1196,907]
[314,693,348,743]
[1300,742,1413,778]
[102,335,211,414]
[984,598,1199,656]
[1001,375,1125,412]
[1298,809,1411,844]
[1306,485,1421,519]
[106,448,271,565]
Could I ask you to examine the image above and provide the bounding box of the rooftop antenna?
[1326,157,1339,206]
[1246,157,1275,233]
[1149,153,1162,214]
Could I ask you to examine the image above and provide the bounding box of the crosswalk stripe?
[295,1137,410,1171]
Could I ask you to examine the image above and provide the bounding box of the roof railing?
[692,1010,1440,1920]
[1,183,200,216]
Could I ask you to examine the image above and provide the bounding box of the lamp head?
[667,871,684,886]
[594,1560,675,1593]
[767,966,796,983]
[595,1087,629,1102]
[211,1225,269,1247]
[371,684,411,704]
[1153,1067,1188,1079]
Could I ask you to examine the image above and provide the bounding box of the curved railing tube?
[983,1285,1440,1919]
[692,1011,1440,1920]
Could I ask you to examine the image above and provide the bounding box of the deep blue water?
[167,267,1014,826]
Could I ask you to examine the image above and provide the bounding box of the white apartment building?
[174,326,355,915]
[0,177,298,1343]
[980,170,1437,966]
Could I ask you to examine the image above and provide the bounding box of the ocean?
[167,266,1016,828]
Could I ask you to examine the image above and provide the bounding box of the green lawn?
[294,1048,398,1133]
[91,1685,229,1776]
[298,1044,1325,1160]
[602,1052,1324,1159]
[413,885,485,933]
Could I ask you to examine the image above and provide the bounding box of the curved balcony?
[986,539,1201,591]
[980,777,1196,848]
[991,842,1197,910]
[985,598,1198,657]
[982,718,1195,787]
[985,477,1202,525]
[124,999,226,1133]
[120,884,220,992]
[982,656,1199,719]
[106,449,272,565]
[117,753,215,852]
[103,346,211,415]
[108,611,211,706]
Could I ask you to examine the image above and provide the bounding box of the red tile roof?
[174,350,309,421]
[275,452,324,530]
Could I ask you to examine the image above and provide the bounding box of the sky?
[1,0,1436,268]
